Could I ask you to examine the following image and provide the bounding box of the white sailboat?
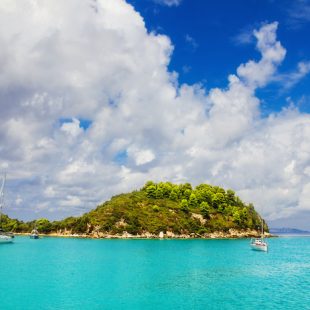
[0,174,14,244]
[250,218,268,252]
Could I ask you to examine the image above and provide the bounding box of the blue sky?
[1,0,310,229]
[129,0,310,114]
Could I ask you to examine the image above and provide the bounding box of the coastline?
[15,229,272,240]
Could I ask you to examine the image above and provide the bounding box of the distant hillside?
[1,181,268,238]
[269,228,310,235]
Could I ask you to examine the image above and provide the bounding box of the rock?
[122,231,133,238]
[166,231,175,238]
[116,218,128,228]
[191,213,206,225]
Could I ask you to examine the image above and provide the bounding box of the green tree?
[179,183,192,197]
[146,185,156,198]
[143,181,155,190]
[200,201,211,218]
[158,182,172,198]
[155,187,164,199]
[189,193,198,208]
[232,208,241,225]
[180,199,189,213]
[226,189,235,204]
[36,218,52,233]
[183,189,192,200]
[212,193,225,209]
[169,189,178,201]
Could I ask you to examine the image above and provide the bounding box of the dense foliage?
[0,182,267,235]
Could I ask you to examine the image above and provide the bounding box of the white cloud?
[237,22,286,88]
[232,25,255,45]
[287,0,310,28]
[0,1,310,228]
[274,61,310,91]
[60,118,83,138]
[127,146,155,166]
[185,34,198,50]
[153,0,182,7]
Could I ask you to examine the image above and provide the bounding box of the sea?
[0,236,309,310]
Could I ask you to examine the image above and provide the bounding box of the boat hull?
[0,235,14,243]
[250,243,268,252]
[30,234,39,239]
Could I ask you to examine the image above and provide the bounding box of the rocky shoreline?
[16,228,271,239]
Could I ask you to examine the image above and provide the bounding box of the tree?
[146,185,156,198]
[179,183,192,197]
[232,208,241,225]
[36,218,52,233]
[240,207,249,226]
[200,201,211,218]
[143,181,155,190]
[212,193,225,209]
[155,187,164,199]
[158,182,172,198]
[226,189,235,204]
[189,193,198,208]
[180,199,189,213]
[183,189,192,200]
[169,189,178,201]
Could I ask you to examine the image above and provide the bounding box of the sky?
[0,0,310,229]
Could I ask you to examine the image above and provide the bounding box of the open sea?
[0,236,309,309]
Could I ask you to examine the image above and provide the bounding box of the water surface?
[1,237,309,309]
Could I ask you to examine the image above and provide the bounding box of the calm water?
[0,237,309,310]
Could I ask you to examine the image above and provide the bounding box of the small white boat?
[30,229,39,239]
[0,232,14,244]
[250,218,268,252]
[0,174,14,244]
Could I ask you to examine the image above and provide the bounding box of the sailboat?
[250,218,268,252]
[0,174,14,244]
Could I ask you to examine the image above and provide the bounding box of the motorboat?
[30,229,39,239]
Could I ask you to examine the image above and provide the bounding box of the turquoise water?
[0,237,309,309]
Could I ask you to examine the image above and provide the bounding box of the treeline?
[0,215,89,234]
[0,181,266,235]
[143,181,257,225]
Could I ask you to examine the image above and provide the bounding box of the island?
[1,181,269,239]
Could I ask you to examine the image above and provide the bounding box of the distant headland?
[2,181,268,239]
[269,228,310,235]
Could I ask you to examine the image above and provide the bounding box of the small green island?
[1,181,268,239]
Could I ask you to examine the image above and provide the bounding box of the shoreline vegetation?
[2,181,269,239]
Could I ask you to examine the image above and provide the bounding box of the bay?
[0,237,309,309]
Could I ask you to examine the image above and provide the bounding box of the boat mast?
[0,174,5,226]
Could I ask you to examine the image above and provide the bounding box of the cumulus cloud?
[237,22,286,88]
[0,0,310,228]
